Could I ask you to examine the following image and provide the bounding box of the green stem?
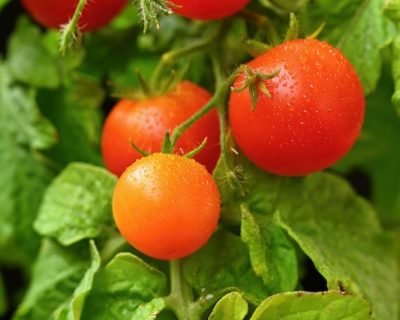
[165,260,200,320]
[150,21,225,87]
[239,9,280,45]
[99,235,127,263]
[68,0,87,28]
[210,50,230,165]
[169,69,239,148]
[210,50,249,197]
[59,0,88,54]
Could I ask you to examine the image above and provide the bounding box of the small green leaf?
[54,241,101,320]
[7,18,61,88]
[250,291,371,320]
[284,13,299,41]
[14,240,92,320]
[183,230,270,305]
[244,39,271,58]
[35,163,117,246]
[81,253,167,319]
[208,292,248,320]
[241,205,298,293]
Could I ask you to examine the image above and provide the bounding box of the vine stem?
[239,9,280,45]
[164,260,200,320]
[210,49,230,165]
[169,69,240,148]
[59,0,88,54]
[150,21,226,88]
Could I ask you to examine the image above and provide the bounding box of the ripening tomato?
[169,0,250,20]
[229,39,365,176]
[20,0,128,31]
[101,81,220,176]
[113,153,221,260]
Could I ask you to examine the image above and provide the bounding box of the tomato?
[101,81,220,176]
[169,0,250,20]
[20,0,128,32]
[229,39,365,176]
[113,153,220,260]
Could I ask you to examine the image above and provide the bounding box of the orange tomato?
[112,153,221,260]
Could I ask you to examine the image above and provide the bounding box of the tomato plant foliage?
[0,1,399,320]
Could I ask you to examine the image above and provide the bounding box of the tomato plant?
[1,1,399,319]
[112,153,220,260]
[101,81,220,176]
[169,0,250,20]
[20,0,128,31]
[229,39,365,176]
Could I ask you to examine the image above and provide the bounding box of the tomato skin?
[113,153,221,260]
[20,0,128,31]
[101,81,220,176]
[170,0,250,20]
[229,39,365,176]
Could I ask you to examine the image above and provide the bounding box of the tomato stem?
[210,50,249,197]
[165,260,200,320]
[150,21,226,90]
[99,235,127,263]
[169,69,239,148]
[59,0,87,55]
[239,9,280,45]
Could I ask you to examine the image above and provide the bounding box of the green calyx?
[232,65,280,111]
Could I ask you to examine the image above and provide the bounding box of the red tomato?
[169,0,250,20]
[101,81,220,176]
[20,0,128,31]
[229,39,365,176]
[113,153,221,260]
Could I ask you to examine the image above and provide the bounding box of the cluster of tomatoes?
[21,0,365,260]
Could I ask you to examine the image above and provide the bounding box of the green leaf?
[81,253,167,319]
[250,291,371,320]
[14,240,91,320]
[54,241,101,320]
[274,173,399,320]
[0,63,57,150]
[335,72,400,227]
[0,273,6,317]
[208,292,248,320]
[300,0,396,94]
[0,63,56,264]
[0,138,54,265]
[37,74,104,166]
[35,163,117,246]
[7,18,61,88]
[240,205,298,294]
[183,230,270,304]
